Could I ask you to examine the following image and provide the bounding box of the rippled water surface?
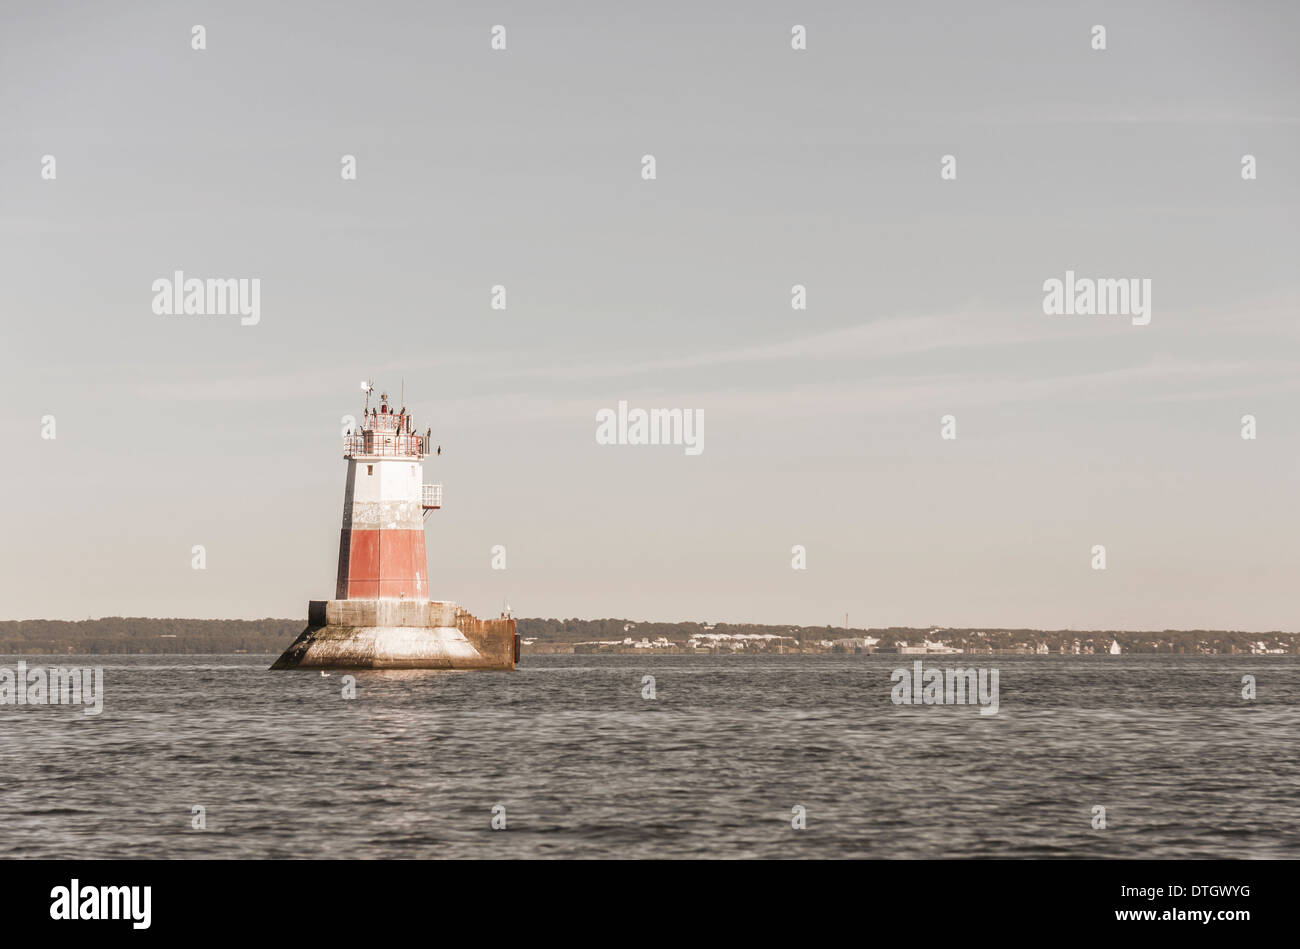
[1,654,1296,858]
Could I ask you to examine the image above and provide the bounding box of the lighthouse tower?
[271,382,517,671]
[335,384,441,600]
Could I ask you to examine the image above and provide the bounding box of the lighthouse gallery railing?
[343,433,428,458]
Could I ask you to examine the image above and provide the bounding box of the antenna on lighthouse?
[361,380,374,415]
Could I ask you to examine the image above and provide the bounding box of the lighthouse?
[271,383,517,671]
[335,384,437,601]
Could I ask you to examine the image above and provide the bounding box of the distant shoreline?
[0,617,1296,656]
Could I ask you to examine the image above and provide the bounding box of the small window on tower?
[367,465,373,476]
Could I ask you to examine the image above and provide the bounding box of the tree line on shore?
[0,617,303,654]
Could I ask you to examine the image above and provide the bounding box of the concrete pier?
[270,600,517,670]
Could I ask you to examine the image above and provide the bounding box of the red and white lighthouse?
[335,383,442,600]
[271,382,516,670]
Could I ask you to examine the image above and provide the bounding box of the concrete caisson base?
[270,599,517,670]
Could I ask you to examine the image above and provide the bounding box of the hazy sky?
[2,1,1298,630]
